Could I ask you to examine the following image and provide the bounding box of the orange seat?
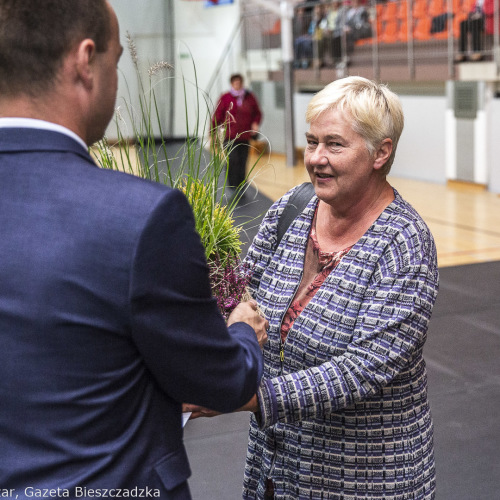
[396,0,408,42]
[264,19,281,36]
[381,1,399,22]
[462,0,476,12]
[413,0,429,19]
[380,19,399,43]
[398,18,409,42]
[429,0,446,17]
[397,0,408,20]
[413,16,432,40]
[374,16,384,39]
[355,37,373,46]
[428,0,450,39]
[449,0,472,37]
[378,0,404,44]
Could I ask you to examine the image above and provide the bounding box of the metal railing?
[239,0,500,83]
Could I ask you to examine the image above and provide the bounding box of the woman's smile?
[315,172,333,178]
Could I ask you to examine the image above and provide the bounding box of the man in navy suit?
[0,1,267,498]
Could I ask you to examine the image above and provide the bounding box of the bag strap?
[276,182,315,247]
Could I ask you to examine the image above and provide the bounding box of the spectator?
[211,73,263,191]
[320,0,343,65]
[332,0,372,68]
[483,0,500,50]
[456,0,485,62]
[294,3,327,68]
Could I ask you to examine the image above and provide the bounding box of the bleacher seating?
[355,0,461,46]
[379,1,399,44]
[397,1,409,42]
[262,0,500,82]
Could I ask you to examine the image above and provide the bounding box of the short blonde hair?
[305,76,404,175]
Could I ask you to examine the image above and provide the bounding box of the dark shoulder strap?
[276,182,315,247]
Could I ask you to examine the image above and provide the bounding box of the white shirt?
[0,117,88,152]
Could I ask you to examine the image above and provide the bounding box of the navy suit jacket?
[0,128,263,498]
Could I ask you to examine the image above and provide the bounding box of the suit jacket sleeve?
[129,188,263,412]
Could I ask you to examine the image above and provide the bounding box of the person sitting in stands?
[456,0,485,62]
[332,0,372,68]
[482,0,499,56]
[294,3,326,69]
[320,0,342,66]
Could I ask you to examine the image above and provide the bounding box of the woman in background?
[211,73,262,190]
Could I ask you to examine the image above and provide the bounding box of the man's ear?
[74,39,97,89]
[373,138,393,171]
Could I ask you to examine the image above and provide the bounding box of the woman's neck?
[315,181,395,253]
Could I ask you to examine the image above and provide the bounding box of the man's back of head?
[0,0,123,146]
[0,0,111,97]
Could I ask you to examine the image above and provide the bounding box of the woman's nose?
[309,144,329,164]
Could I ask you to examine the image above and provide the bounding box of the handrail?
[208,0,500,93]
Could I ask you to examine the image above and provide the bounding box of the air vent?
[275,82,285,110]
[454,81,478,119]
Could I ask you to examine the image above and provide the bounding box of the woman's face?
[304,108,380,209]
[231,78,243,91]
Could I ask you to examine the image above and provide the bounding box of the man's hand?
[228,300,268,348]
[182,403,220,420]
[236,394,259,413]
[183,394,259,421]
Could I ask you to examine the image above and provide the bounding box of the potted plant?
[93,34,263,319]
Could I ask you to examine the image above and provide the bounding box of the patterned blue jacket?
[243,186,439,499]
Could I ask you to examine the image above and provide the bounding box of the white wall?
[395,96,447,183]
[172,0,241,138]
[108,0,240,140]
[293,91,448,185]
[108,0,169,139]
[256,82,286,153]
[488,98,500,194]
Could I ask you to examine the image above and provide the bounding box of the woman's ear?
[373,138,393,171]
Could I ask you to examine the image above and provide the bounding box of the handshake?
[183,299,268,420]
[228,299,268,349]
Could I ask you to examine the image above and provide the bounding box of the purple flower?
[208,254,252,320]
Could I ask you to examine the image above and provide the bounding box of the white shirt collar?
[0,117,88,152]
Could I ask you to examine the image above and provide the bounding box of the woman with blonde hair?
[187,76,438,499]
[241,76,438,499]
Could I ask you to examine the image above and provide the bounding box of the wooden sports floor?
[248,152,500,269]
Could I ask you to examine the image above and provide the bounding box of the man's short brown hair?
[0,0,111,96]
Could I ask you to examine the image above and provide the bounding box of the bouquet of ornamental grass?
[93,35,263,319]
